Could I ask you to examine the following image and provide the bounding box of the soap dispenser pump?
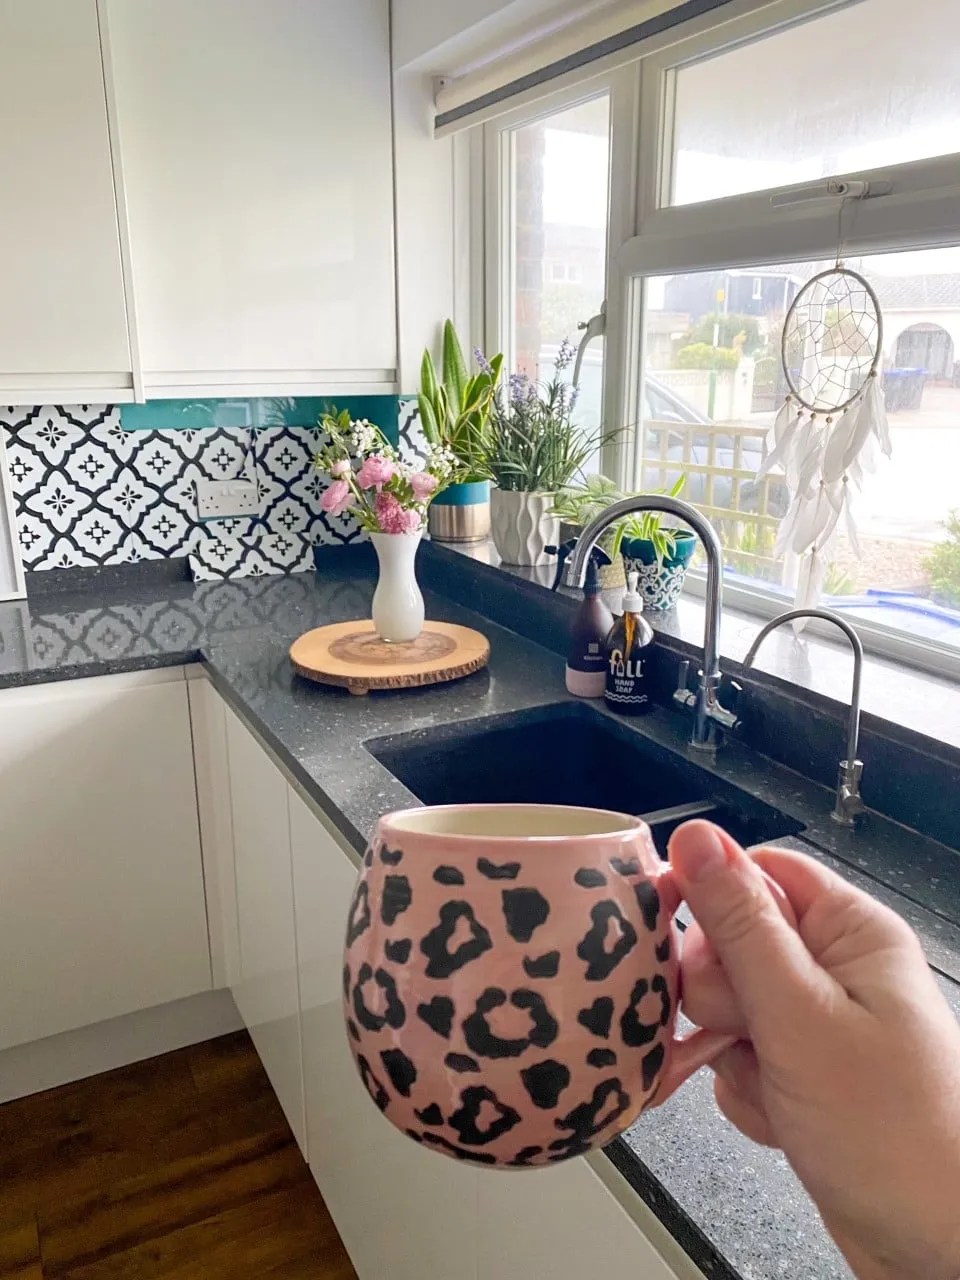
[551,540,614,698]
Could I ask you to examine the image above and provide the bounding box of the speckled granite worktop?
[1,552,958,1280]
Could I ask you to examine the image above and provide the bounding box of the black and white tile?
[0,403,413,578]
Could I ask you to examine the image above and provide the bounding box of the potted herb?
[418,321,503,543]
[316,409,458,641]
[483,339,611,566]
[551,475,628,590]
[619,477,697,611]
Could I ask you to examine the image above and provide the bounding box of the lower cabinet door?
[289,788,479,1279]
[478,1159,685,1280]
[0,671,211,1050]
[225,709,306,1154]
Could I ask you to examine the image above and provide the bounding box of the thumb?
[669,821,830,1045]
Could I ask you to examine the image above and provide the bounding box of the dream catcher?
[758,244,892,620]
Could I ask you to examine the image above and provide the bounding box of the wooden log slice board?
[289,621,490,695]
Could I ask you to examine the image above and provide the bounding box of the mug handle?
[648,863,799,1108]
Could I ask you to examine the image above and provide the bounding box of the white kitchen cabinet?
[478,1158,693,1280]
[289,786,479,1279]
[225,708,306,1154]
[105,0,397,396]
[187,675,239,990]
[0,0,132,403]
[0,670,211,1051]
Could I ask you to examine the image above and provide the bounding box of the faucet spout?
[741,608,866,827]
[568,495,729,752]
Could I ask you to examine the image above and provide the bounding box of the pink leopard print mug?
[342,804,733,1168]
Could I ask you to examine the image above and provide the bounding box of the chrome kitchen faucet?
[567,495,737,754]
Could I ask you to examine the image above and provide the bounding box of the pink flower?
[375,492,422,535]
[356,455,396,490]
[321,478,352,517]
[409,471,438,501]
[330,458,351,478]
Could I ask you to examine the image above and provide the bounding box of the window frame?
[478,0,960,679]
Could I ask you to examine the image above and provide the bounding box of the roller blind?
[433,0,750,134]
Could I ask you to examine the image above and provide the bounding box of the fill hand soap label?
[604,573,654,716]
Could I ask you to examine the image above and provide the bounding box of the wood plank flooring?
[0,1031,356,1279]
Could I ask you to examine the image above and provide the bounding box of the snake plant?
[418,321,503,484]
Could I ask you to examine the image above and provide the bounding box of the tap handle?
[676,659,690,693]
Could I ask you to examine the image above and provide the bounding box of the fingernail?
[672,822,728,882]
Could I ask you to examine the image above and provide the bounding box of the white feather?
[867,375,893,457]
[757,408,801,480]
[793,551,826,629]
[844,492,862,559]
[822,403,861,483]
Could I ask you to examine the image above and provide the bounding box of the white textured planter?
[370,531,425,642]
[490,489,560,567]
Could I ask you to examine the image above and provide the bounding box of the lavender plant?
[482,339,614,492]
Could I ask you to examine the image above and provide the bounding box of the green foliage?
[418,321,503,483]
[484,342,615,493]
[925,510,960,607]
[687,312,763,354]
[619,476,688,565]
[675,343,740,371]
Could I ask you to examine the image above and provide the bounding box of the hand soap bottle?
[604,571,654,715]
[551,540,614,698]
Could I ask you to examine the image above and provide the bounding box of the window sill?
[430,537,960,755]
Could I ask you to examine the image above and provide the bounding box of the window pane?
[509,96,610,444]
[670,0,960,206]
[637,247,960,650]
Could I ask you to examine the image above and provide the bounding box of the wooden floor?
[0,1031,357,1279]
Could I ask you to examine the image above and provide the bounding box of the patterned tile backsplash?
[1,400,425,580]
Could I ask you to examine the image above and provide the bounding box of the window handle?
[573,301,606,387]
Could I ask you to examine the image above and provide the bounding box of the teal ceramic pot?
[621,531,697,611]
[428,480,491,543]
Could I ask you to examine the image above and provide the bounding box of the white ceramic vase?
[489,489,559,567]
[370,531,425,643]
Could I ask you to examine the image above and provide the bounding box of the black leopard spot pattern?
[553,1079,630,1146]
[501,888,550,942]
[421,902,493,979]
[422,1133,498,1164]
[576,901,638,980]
[347,1018,361,1043]
[384,938,412,965]
[520,1060,571,1109]
[346,882,371,945]
[445,1053,481,1073]
[635,881,661,932]
[416,1103,444,1126]
[449,1086,521,1145]
[417,996,455,1038]
[381,1049,417,1097]
[577,996,614,1038]
[642,1043,665,1091]
[574,868,607,888]
[462,988,559,1059]
[381,846,404,865]
[522,950,560,979]
[620,975,671,1047]
[477,858,520,880]
[353,965,406,1033]
[434,866,465,886]
[655,936,671,963]
[587,1048,617,1069]
[381,875,412,926]
[610,857,641,877]
[357,1055,390,1111]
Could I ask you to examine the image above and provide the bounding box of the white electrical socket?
[197,478,260,521]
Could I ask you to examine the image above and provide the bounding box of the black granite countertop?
[1,553,958,1280]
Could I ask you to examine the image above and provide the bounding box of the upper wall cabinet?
[0,0,132,404]
[105,0,398,397]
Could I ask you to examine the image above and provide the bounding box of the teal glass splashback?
[120,395,401,443]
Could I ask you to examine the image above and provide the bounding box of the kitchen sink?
[365,702,803,856]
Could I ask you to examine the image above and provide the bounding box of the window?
[498,93,611,436]
[668,0,960,207]
[484,0,960,672]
